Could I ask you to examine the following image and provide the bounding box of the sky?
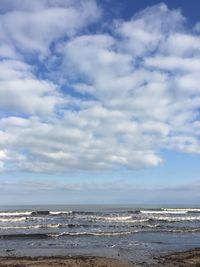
[0,0,200,205]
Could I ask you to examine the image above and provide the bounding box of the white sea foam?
[140,210,188,214]
[152,216,200,222]
[160,228,200,233]
[163,208,200,212]
[91,215,133,222]
[0,217,27,222]
[0,224,62,230]
[102,216,133,221]
[86,215,150,223]
[49,230,136,237]
[127,219,150,223]
[50,211,73,215]
[0,211,32,217]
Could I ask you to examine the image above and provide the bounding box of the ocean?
[0,205,200,264]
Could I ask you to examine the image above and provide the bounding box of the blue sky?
[0,0,200,205]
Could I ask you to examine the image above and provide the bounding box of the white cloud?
[145,56,200,72]
[0,60,62,115]
[115,3,184,56]
[163,33,200,56]
[0,0,101,57]
[0,79,60,115]
[1,2,200,173]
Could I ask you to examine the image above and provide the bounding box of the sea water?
[0,205,200,264]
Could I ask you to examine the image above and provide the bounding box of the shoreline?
[154,248,200,266]
[0,248,200,266]
[0,255,135,267]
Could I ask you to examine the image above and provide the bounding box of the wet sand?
[0,255,136,267]
[0,249,200,266]
[154,248,200,266]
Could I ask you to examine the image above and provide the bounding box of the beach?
[155,248,200,266]
[0,249,200,266]
[0,255,134,267]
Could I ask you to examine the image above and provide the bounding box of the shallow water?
[0,205,200,264]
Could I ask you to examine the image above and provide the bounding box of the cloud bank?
[1,1,200,172]
[1,179,200,205]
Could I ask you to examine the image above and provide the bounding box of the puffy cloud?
[0,0,101,57]
[115,3,184,56]
[1,2,200,173]
[0,60,61,115]
[144,56,200,72]
[163,33,200,56]
[0,110,163,172]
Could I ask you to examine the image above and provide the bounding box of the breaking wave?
[139,208,200,214]
[149,216,200,222]
[48,230,136,237]
[0,224,62,230]
[92,215,133,222]
[140,210,188,214]
[0,212,32,217]
[0,217,27,222]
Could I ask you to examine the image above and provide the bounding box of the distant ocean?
[0,205,200,264]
